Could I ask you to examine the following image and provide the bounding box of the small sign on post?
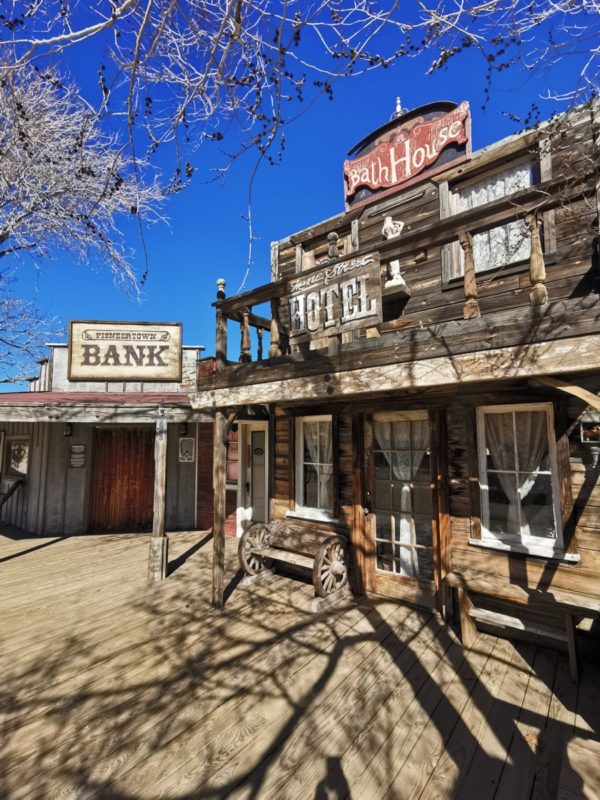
[68,321,183,382]
[286,253,382,343]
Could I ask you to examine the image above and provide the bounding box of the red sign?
[344,102,469,200]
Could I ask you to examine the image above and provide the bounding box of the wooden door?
[364,411,438,609]
[90,427,155,532]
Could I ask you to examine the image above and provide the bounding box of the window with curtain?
[443,162,535,281]
[295,416,333,516]
[477,403,563,555]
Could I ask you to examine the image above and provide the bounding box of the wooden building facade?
[191,100,600,660]
[0,339,213,545]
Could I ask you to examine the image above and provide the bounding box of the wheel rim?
[317,541,347,596]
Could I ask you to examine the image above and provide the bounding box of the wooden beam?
[148,414,168,582]
[190,333,600,409]
[0,405,210,424]
[212,410,227,609]
[529,376,600,411]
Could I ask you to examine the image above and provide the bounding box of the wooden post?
[240,307,252,363]
[215,278,227,371]
[527,212,548,306]
[459,231,480,319]
[148,411,168,582]
[457,587,478,648]
[212,409,227,609]
[257,327,264,361]
[268,298,282,359]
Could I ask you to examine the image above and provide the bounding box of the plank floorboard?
[1,528,598,800]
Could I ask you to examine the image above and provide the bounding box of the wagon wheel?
[313,536,348,597]
[238,523,273,575]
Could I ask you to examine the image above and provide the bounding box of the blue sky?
[4,16,590,389]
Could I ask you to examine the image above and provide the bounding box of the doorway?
[238,422,268,534]
[90,426,155,532]
[364,411,438,608]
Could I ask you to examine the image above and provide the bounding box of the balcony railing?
[208,174,593,376]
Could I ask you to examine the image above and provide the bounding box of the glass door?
[366,411,437,607]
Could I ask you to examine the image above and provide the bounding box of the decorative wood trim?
[363,417,375,594]
[526,212,548,306]
[530,376,600,412]
[429,408,451,618]
[465,407,482,541]
[212,410,227,608]
[190,333,600,409]
[351,412,366,595]
[539,138,557,255]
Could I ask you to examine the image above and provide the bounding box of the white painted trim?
[467,537,580,563]
[476,402,565,555]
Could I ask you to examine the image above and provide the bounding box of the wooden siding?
[446,383,600,631]
[274,106,597,338]
[0,421,38,531]
[47,345,201,394]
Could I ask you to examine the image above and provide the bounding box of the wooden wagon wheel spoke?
[313,536,349,598]
[239,523,273,576]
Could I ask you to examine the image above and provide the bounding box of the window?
[226,427,239,487]
[295,416,334,517]
[477,404,564,557]
[5,437,30,478]
[442,161,537,282]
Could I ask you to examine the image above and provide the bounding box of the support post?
[148,410,168,582]
[212,409,227,609]
[257,327,264,361]
[457,587,477,648]
[268,297,282,359]
[240,307,252,363]
[215,278,227,371]
[526,212,548,306]
[459,232,480,319]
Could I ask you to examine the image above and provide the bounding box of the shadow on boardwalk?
[0,531,598,800]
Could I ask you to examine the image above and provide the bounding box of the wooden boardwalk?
[1,529,599,800]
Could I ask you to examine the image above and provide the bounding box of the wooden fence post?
[212,409,227,609]
[148,411,168,582]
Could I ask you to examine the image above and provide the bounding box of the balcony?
[193,174,600,407]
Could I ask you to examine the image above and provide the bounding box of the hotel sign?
[68,321,183,382]
[344,101,470,202]
[287,253,382,342]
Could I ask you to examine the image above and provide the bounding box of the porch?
[1,528,598,799]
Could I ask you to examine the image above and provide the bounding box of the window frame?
[4,435,31,479]
[440,141,554,287]
[476,402,566,559]
[292,414,336,522]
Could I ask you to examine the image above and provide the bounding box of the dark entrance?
[90,426,155,532]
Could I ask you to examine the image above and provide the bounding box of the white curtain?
[458,164,532,272]
[485,411,548,536]
[303,420,332,512]
[374,420,429,577]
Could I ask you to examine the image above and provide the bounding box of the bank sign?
[344,102,469,201]
[287,253,382,341]
[68,321,182,382]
